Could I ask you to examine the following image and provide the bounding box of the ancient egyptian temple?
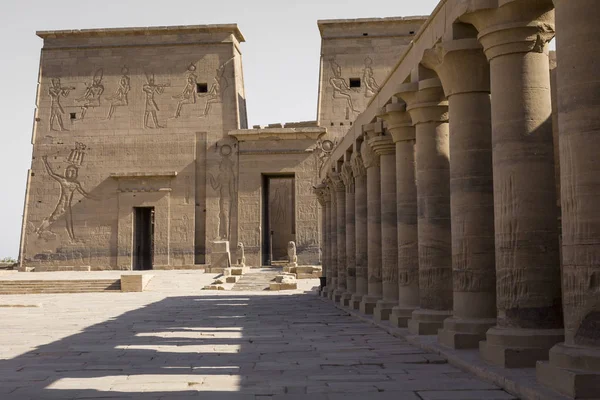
[18,0,600,397]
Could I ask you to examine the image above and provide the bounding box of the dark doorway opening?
[133,207,154,270]
[262,175,295,266]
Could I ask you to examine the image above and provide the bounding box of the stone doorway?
[262,175,295,265]
[133,207,155,270]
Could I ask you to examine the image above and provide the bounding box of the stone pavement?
[231,268,282,291]
[0,271,515,399]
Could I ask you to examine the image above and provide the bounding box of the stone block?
[269,282,297,291]
[225,276,239,283]
[537,361,600,399]
[359,295,379,315]
[121,274,153,292]
[202,285,225,291]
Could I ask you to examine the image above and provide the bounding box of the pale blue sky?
[0,0,554,258]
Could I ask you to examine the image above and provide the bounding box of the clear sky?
[0,0,554,258]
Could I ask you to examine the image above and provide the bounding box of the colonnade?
[314,0,600,398]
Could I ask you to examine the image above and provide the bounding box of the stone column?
[350,147,368,310]
[326,176,338,298]
[369,134,398,321]
[396,78,452,335]
[380,102,419,328]
[313,183,329,296]
[462,0,563,368]
[421,39,497,349]
[340,161,356,307]
[359,123,383,315]
[330,171,346,303]
[537,1,600,397]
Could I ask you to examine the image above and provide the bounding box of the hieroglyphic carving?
[362,57,380,98]
[36,143,97,242]
[76,69,104,120]
[49,78,75,131]
[270,180,289,224]
[209,144,236,240]
[329,59,360,115]
[106,67,130,120]
[313,138,334,171]
[200,57,234,117]
[173,64,197,118]
[340,161,355,193]
[143,72,170,129]
[453,269,496,292]
[287,241,298,267]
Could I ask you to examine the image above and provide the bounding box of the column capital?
[340,161,355,193]
[360,134,380,169]
[327,171,345,193]
[395,78,449,125]
[460,0,555,61]
[368,135,396,157]
[313,183,328,206]
[362,120,384,140]
[380,102,415,142]
[421,38,490,97]
[350,149,367,178]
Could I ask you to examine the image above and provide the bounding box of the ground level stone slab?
[0,270,512,399]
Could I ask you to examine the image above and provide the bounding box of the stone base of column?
[320,288,329,298]
[359,295,380,315]
[408,309,452,336]
[438,317,496,349]
[389,305,416,328]
[350,294,363,310]
[373,300,397,322]
[333,289,345,304]
[536,344,600,399]
[479,327,564,368]
[340,292,353,307]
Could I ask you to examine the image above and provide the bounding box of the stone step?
[0,279,121,295]
[231,268,282,291]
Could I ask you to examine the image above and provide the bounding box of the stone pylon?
[462,0,563,368]
[536,1,600,397]
[422,39,497,349]
[396,78,453,335]
[359,122,383,315]
[379,102,419,328]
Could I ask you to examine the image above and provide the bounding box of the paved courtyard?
[0,271,515,399]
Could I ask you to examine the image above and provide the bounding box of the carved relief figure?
[106,67,130,120]
[200,57,234,117]
[173,64,197,118]
[36,143,96,242]
[143,73,170,129]
[329,60,359,113]
[209,144,236,240]
[362,57,380,97]
[237,242,246,267]
[287,241,298,267]
[270,183,288,224]
[76,69,104,120]
[49,78,75,131]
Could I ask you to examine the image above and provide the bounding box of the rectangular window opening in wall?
[197,83,208,93]
[349,78,361,88]
[70,112,77,120]
[409,31,415,35]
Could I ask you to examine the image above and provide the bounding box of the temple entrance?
[262,175,295,265]
[133,207,155,270]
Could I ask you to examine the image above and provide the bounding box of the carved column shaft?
[341,162,356,298]
[329,171,347,300]
[382,103,419,328]
[537,2,600,397]
[370,134,399,321]
[359,123,383,315]
[422,39,497,349]
[327,180,338,293]
[462,0,563,368]
[352,150,368,304]
[397,78,452,335]
[314,184,329,290]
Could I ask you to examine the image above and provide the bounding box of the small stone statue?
[287,241,298,267]
[237,242,246,267]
